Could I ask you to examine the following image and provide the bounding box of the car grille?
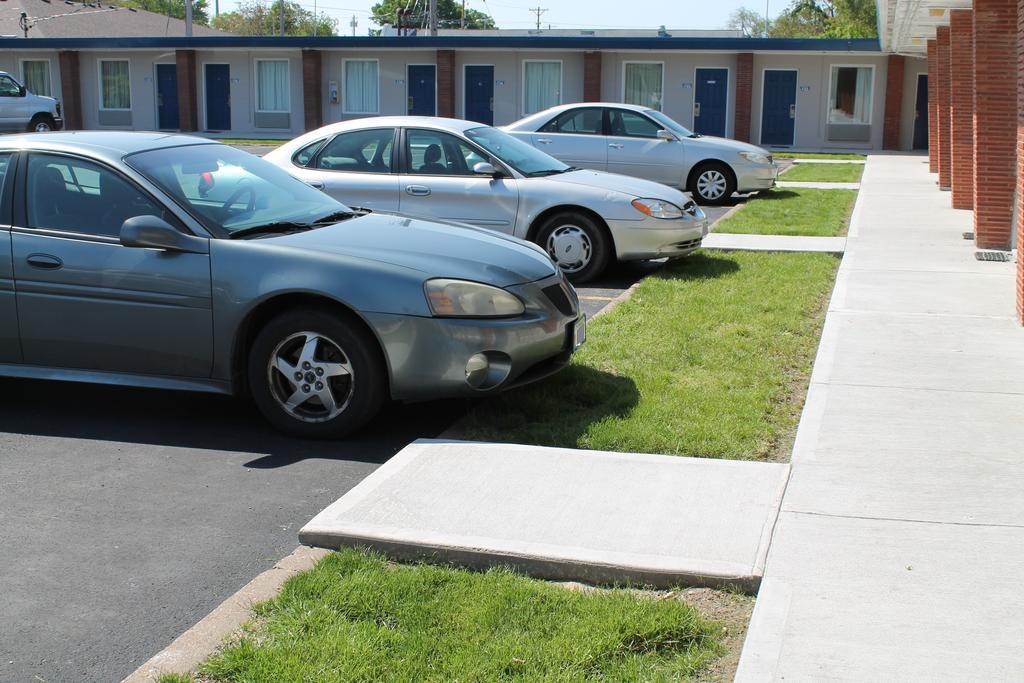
[671,237,703,250]
[543,280,578,316]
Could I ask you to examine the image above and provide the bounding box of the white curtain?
[345,60,379,113]
[22,61,50,96]
[524,61,560,114]
[853,67,872,124]
[100,61,130,109]
[830,66,873,124]
[257,60,289,112]
[624,63,663,111]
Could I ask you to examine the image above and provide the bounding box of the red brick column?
[973,0,1017,249]
[437,49,456,118]
[734,53,753,143]
[1016,0,1024,322]
[174,49,198,132]
[583,52,601,101]
[882,54,904,150]
[927,40,938,172]
[950,10,974,209]
[302,49,322,132]
[57,50,82,131]
[936,26,952,190]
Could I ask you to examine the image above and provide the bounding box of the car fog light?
[464,351,511,390]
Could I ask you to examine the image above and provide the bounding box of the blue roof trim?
[0,35,882,51]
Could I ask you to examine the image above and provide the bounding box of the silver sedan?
[264,117,707,283]
[503,103,779,205]
[0,132,583,438]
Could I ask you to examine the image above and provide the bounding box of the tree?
[767,0,877,38]
[727,7,772,37]
[123,0,210,26]
[370,0,496,30]
[211,0,337,35]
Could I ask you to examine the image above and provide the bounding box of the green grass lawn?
[189,549,724,681]
[713,188,856,237]
[780,162,864,183]
[452,251,839,460]
[771,152,866,160]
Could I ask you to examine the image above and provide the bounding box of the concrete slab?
[300,439,790,590]
[736,513,1024,681]
[789,158,866,164]
[830,267,1016,318]
[775,181,860,190]
[702,233,846,253]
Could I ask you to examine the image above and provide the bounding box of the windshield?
[126,145,349,235]
[646,110,695,138]
[464,126,570,176]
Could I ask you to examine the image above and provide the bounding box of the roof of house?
[0,0,229,38]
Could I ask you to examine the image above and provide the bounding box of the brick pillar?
[174,49,197,132]
[973,0,1017,249]
[1018,0,1024,323]
[302,49,322,131]
[936,26,952,190]
[437,49,456,118]
[950,10,974,209]
[882,54,904,150]
[57,50,82,131]
[583,52,601,101]
[734,53,753,143]
[927,40,938,172]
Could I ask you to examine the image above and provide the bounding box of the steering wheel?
[221,185,256,213]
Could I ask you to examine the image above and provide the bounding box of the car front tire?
[534,211,611,284]
[28,114,54,132]
[689,161,736,205]
[247,307,387,439]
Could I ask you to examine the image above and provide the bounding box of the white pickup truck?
[0,70,62,132]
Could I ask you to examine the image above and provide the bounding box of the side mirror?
[656,129,677,142]
[120,215,208,254]
[473,161,503,177]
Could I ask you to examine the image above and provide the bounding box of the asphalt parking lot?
[0,151,735,681]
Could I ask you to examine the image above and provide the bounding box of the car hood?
[263,212,557,288]
[542,169,691,204]
[690,135,771,157]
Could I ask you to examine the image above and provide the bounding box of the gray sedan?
[264,117,707,283]
[0,133,583,438]
[503,103,779,205]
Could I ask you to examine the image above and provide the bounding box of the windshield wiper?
[308,210,357,224]
[229,211,357,239]
[525,166,577,177]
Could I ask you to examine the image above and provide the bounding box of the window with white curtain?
[99,60,130,110]
[256,60,289,113]
[344,60,379,114]
[829,66,873,125]
[523,61,561,115]
[22,60,51,96]
[623,62,663,111]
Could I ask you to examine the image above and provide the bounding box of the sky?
[209,0,789,35]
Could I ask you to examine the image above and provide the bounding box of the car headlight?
[424,279,525,318]
[631,198,684,219]
[739,151,771,165]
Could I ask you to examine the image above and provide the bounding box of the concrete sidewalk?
[736,155,1024,679]
[301,440,789,590]
[776,180,860,190]
[703,233,846,253]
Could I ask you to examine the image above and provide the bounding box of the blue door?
[156,64,179,130]
[408,64,436,116]
[464,65,494,125]
[204,64,231,131]
[913,74,928,150]
[694,68,728,137]
[760,70,797,146]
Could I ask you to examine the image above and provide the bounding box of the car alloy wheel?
[34,121,52,132]
[267,331,354,423]
[545,224,593,274]
[697,169,727,201]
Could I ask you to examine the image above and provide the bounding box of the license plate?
[571,315,586,349]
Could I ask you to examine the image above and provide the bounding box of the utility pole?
[350,13,358,35]
[529,6,546,30]
[279,0,285,36]
[460,0,465,29]
[185,0,192,36]
[312,0,317,35]
[764,0,769,37]
[429,0,437,35]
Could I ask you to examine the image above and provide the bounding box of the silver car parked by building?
[264,117,707,283]
[503,103,778,205]
[0,132,583,438]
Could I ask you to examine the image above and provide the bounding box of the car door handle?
[535,137,553,144]
[305,180,325,190]
[405,185,431,196]
[26,253,63,270]
[608,143,624,149]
